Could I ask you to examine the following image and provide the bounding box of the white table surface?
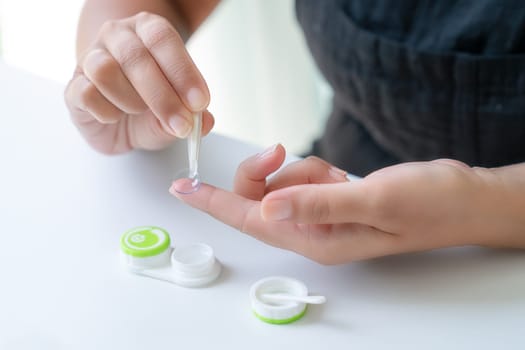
[1,61,525,350]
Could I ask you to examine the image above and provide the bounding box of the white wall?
[0,0,331,154]
[0,0,83,83]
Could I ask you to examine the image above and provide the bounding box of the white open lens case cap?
[169,243,221,287]
[250,276,311,324]
[120,226,221,288]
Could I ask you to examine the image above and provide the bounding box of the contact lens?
[173,169,201,194]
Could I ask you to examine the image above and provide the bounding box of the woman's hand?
[170,144,524,264]
[65,11,214,154]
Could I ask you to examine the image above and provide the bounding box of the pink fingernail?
[186,88,208,111]
[169,115,191,138]
[168,183,178,196]
[263,199,292,221]
[328,166,347,180]
[256,144,278,159]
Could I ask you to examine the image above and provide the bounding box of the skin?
[67,1,525,263]
[64,0,220,154]
[170,145,525,265]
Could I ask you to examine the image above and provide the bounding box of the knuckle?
[432,158,470,169]
[146,86,182,118]
[139,18,175,50]
[306,187,330,223]
[304,156,329,168]
[83,50,119,85]
[100,19,121,37]
[117,44,150,70]
[304,155,323,164]
[147,86,169,109]
[135,11,156,22]
[163,59,192,79]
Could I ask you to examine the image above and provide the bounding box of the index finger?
[169,180,304,250]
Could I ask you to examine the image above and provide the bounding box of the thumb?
[260,182,370,224]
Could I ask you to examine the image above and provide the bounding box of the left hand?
[169,144,515,264]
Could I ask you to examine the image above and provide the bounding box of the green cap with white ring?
[121,226,171,257]
[250,276,325,325]
[120,226,172,270]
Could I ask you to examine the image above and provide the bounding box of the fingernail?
[256,144,278,159]
[168,183,177,196]
[328,166,347,181]
[169,178,199,196]
[169,115,191,138]
[263,199,292,221]
[186,88,208,111]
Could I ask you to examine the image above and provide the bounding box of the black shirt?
[296,0,525,176]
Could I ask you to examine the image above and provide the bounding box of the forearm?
[76,0,219,58]
[477,163,525,248]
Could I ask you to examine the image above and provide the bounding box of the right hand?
[65,11,215,154]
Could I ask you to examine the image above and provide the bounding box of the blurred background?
[0,0,332,155]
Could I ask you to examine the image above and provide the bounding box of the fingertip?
[168,181,181,197]
[186,87,210,112]
[255,143,285,160]
[328,166,350,182]
[169,178,198,197]
[249,143,286,173]
[169,180,216,206]
[236,143,286,184]
[201,110,215,136]
[274,143,286,162]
